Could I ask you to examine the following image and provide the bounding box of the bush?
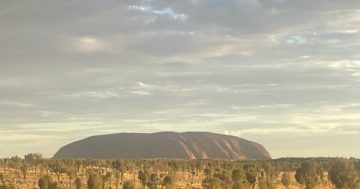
[87,173,104,189]
[123,181,135,189]
[329,160,360,189]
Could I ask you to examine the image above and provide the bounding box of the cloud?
[65,91,121,99]
[0,0,359,158]
[328,60,360,72]
[0,100,34,107]
[286,35,308,45]
[130,90,151,96]
[225,126,359,136]
[128,4,188,23]
[70,36,109,53]
[341,29,358,34]
[137,81,152,88]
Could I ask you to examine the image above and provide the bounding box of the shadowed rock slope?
[54,132,271,160]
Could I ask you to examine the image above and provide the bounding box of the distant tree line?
[0,154,359,189]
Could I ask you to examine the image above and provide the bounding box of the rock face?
[54,132,271,160]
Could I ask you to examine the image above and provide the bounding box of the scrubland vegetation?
[0,154,359,189]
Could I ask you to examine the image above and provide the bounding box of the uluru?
[54,132,271,160]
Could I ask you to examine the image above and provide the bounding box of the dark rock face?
[53,132,271,160]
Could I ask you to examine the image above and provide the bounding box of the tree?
[20,163,28,181]
[62,159,78,189]
[295,161,320,189]
[103,172,112,189]
[113,171,120,189]
[0,173,4,186]
[207,177,222,189]
[232,168,247,189]
[329,160,360,189]
[75,178,82,189]
[38,176,52,189]
[244,166,257,189]
[9,156,21,171]
[147,173,159,189]
[163,175,175,189]
[281,173,290,189]
[356,160,360,173]
[24,153,43,173]
[66,167,77,189]
[39,176,58,189]
[87,173,104,189]
[49,182,58,189]
[123,181,135,189]
[112,160,126,182]
[232,168,246,183]
[138,170,148,188]
[220,170,232,189]
[49,161,66,183]
[232,181,248,189]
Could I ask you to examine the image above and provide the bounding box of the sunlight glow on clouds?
[130,90,151,96]
[72,36,108,52]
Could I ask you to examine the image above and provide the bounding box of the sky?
[0,0,359,158]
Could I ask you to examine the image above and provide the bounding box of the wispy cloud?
[65,91,121,99]
[130,90,151,96]
[128,4,188,22]
[0,100,34,107]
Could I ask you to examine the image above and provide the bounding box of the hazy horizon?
[1,0,359,158]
